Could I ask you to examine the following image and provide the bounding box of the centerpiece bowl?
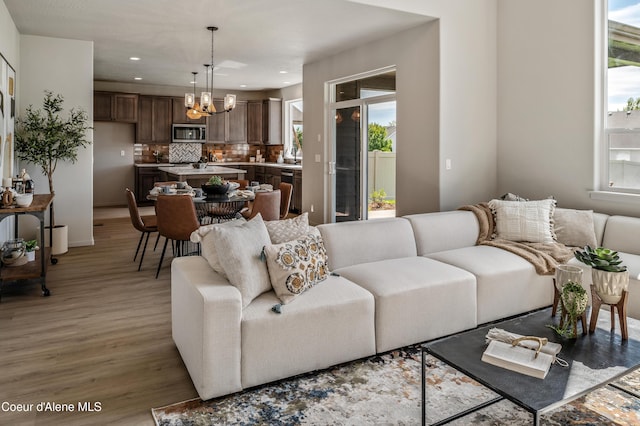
[202,182,230,195]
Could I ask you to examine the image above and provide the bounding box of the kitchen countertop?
[135,162,302,170]
[157,165,247,176]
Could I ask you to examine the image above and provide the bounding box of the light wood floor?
[0,216,197,426]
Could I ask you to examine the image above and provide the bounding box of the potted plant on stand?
[14,91,91,254]
[574,245,630,339]
[549,281,588,338]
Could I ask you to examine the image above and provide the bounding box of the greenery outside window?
[284,99,303,161]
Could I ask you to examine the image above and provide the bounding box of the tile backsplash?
[169,143,202,163]
[134,143,285,164]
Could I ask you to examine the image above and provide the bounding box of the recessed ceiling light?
[279,70,288,74]
[129,57,141,61]
[134,77,143,80]
[283,81,291,85]
[190,81,197,85]
[240,84,247,88]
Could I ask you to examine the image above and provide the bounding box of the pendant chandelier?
[184,26,237,119]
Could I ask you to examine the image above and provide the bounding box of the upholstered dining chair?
[125,188,158,271]
[229,179,249,190]
[278,182,293,219]
[154,194,200,278]
[241,190,281,221]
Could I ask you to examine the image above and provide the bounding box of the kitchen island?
[157,165,247,186]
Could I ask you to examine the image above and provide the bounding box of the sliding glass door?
[328,69,396,223]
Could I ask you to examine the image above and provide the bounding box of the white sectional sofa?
[171,207,640,401]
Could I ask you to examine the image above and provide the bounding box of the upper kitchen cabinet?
[136,96,172,143]
[206,99,247,144]
[247,100,263,144]
[262,98,282,144]
[172,97,206,124]
[94,92,138,123]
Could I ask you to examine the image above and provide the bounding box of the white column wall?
[19,35,94,247]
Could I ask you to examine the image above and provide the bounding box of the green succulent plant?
[207,175,224,185]
[574,245,627,272]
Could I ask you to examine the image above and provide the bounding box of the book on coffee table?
[481,340,554,379]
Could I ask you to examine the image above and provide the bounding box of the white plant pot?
[592,269,629,304]
[26,250,35,262]
[37,224,68,255]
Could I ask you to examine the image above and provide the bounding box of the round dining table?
[148,190,255,224]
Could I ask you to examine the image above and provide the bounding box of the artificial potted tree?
[14,91,91,254]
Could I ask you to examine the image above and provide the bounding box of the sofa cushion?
[553,208,597,248]
[264,227,329,304]
[427,246,554,324]
[404,211,479,255]
[335,256,477,352]
[212,214,272,308]
[317,218,416,270]
[488,199,556,243]
[602,215,640,256]
[265,212,309,244]
[241,276,375,388]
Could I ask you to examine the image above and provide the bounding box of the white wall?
[305,0,498,224]
[19,35,94,247]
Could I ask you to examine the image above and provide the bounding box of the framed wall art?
[0,52,16,181]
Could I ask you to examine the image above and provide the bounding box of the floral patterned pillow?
[264,227,329,304]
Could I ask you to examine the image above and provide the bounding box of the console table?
[0,194,55,300]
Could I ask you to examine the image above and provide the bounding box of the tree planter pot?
[37,224,68,255]
[592,269,629,305]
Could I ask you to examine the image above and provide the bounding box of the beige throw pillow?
[264,227,330,304]
[554,209,597,248]
[190,219,247,277]
[488,199,556,243]
[265,212,309,244]
[212,214,272,308]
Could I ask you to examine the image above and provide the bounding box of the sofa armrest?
[171,256,243,400]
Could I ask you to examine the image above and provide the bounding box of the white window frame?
[284,98,303,160]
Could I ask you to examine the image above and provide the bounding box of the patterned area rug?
[152,346,640,425]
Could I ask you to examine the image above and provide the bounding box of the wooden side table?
[589,285,628,340]
[0,194,55,300]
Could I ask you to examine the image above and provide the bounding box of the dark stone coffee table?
[422,307,640,425]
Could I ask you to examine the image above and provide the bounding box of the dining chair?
[229,179,249,190]
[278,182,293,219]
[125,188,158,271]
[241,190,281,221]
[154,194,200,278]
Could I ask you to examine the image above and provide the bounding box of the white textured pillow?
[212,214,272,308]
[265,212,309,244]
[264,227,329,304]
[190,219,247,276]
[488,199,556,243]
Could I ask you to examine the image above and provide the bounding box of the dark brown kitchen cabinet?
[237,165,255,182]
[136,96,172,143]
[254,166,266,184]
[94,92,138,122]
[247,101,263,144]
[206,100,226,143]
[292,170,302,213]
[265,167,281,188]
[263,98,282,144]
[206,99,247,143]
[172,97,206,124]
[134,166,164,205]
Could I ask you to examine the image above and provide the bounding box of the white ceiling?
[4,0,430,91]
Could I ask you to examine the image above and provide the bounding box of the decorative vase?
[592,269,629,304]
[555,264,583,292]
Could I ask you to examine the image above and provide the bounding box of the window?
[284,99,303,161]
[605,1,640,191]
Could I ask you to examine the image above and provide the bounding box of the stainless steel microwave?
[172,124,206,143]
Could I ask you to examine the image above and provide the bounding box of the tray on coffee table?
[422,307,640,425]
